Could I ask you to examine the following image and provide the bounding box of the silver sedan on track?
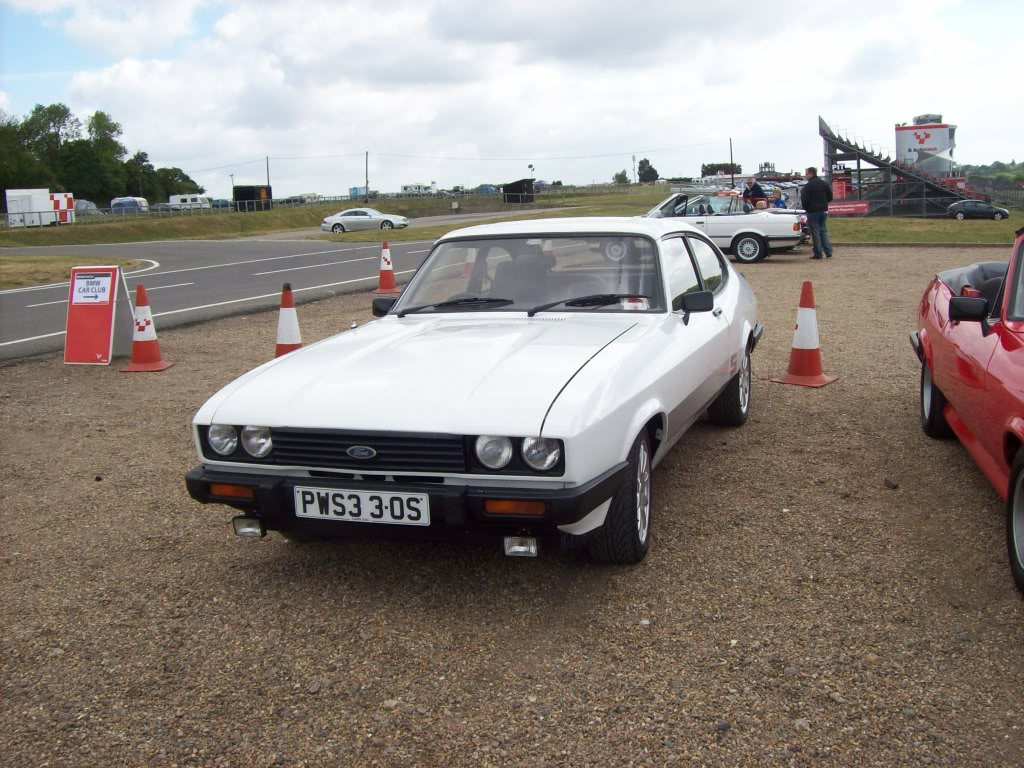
[321,208,409,233]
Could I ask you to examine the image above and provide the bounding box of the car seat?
[978,276,1003,315]
[491,251,555,303]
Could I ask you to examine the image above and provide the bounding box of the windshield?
[394,236,665,314]
[647,193,757,218]
[1011,241,1024,320]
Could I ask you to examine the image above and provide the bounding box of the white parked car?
[185,217,762,563]
[321,208,409,233]
[646,193,806,263]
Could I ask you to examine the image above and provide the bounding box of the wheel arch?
[624,401,666,465]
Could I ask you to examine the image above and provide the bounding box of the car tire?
[708,345,751,427]
[994,212,1004,221]
[381,221,394,230]
[732,234,768,263]
[920,359,953,438]
[955,212,966,220]
[331,224,345,233]
[588,431,652,565]
[1005,448,1024,593]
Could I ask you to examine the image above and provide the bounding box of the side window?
[661,238,702,311]
[688,237,726,292]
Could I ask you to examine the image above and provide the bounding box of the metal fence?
[0,184,653,230]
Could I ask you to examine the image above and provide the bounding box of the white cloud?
[10,0,1020,196]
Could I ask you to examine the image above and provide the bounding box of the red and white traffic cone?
[373,241,401,295]
[275,283,302,357]
[122,284,174,372]
[771,280,838,388]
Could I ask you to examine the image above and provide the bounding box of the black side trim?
[750,322,764,352]
[910,331,923,362]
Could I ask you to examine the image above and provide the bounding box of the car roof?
[438,216,703,241]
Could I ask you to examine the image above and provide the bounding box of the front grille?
[270,429,468,473]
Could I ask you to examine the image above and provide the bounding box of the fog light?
[231,516,266,538]
[503,536,538,557]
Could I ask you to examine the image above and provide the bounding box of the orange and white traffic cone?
[373,241,401,295]
[275,283,302,357]
[122,284,174,372]
[771,280,838,388]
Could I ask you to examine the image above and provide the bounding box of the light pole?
[528,163,534,180]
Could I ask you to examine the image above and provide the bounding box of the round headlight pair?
[474,435,561,472]
[208,425,272,458]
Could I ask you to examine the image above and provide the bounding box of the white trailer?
[5,188,57,228]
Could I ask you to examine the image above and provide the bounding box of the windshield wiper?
[527,293,649,317]
[397,297,514,317]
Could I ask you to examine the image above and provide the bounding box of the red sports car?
[911,228,1024,592]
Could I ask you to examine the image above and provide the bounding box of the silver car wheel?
[331,224,344,234]
[956,212,966,220]
[735,237,761,262]
[381,220,394,230]
[1013,471,1024,572]
[636,440,651,545]
[739,350,750,414]
[994,213,1004,221]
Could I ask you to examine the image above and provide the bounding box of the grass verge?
[0,255,142,290]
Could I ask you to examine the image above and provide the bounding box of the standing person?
[800,167,834,260]
[742,177,766,207]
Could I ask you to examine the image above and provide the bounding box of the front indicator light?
[208,424,238,455]
[241,426,273,457]
[521,437,561,471]
[475,435,513,469]
[485,500,545,516]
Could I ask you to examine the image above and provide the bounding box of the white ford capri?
[185,217,762,563]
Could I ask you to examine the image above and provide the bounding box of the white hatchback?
[186,217,762,563]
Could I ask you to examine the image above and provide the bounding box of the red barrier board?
[829,201,870,215]
[64,266,134,365]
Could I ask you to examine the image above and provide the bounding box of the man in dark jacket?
[742,177,767,207]
[800,167,834,259]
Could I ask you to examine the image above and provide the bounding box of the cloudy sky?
[0,0,1019,198]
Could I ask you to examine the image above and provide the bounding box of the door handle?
[712,307,723,317]
[695,220,704,224]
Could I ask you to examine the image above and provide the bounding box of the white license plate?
[293,486,430,526]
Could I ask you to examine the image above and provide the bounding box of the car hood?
[206,314,637,436]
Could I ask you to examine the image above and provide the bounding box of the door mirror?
[372,296,398,317]
[680,290,714,313]
[949,296,988,322]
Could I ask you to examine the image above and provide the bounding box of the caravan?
[169,194,211,210]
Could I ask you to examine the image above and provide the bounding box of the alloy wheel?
[635,441,651,544]
[736,237,760,262]
[739,351,751,413]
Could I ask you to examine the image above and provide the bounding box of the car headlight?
[208,424,238,456]
[475,435,513,469]
[521,437,561,471]
[241,426,273,458]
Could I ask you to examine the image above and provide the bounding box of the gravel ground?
[2,246,1022,767]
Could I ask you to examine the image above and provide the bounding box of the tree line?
[0,103,204,208]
